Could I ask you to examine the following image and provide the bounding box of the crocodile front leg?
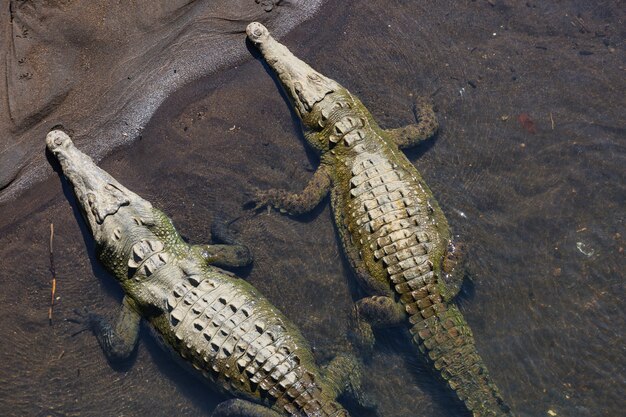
[195,244,252,268]
[251,164,332,215]
[194,217,253,268]
[212,399,282,417]
[80,295,141,361]
[384,97,438,149]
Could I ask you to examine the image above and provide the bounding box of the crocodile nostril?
[247,22,268,41]
[46,130,70,149]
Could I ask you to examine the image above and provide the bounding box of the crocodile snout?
[246,22,270,43]
[46,129,72,152]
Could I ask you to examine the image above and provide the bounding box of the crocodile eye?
[294,82,313,112]
[307,73,322,84]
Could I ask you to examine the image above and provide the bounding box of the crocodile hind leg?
[350,296,407,355]
[248,164,331,215]
[355,296,406,327]
[440,239,467,302]
[322,352,377,412]
[384,97,438,149]
[211,399,282,417]
[72,295,141,361]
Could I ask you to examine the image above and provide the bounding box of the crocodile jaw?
[247,22,340,121]
[46,130,151,241]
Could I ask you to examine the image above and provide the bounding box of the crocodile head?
[247,22,342,133]
[46,130,152,245]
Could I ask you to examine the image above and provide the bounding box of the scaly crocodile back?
[157,261,349,417]
[244,22,511,415]
[335,123,511,416]
[106,209,350,417]
[48,130,355,417]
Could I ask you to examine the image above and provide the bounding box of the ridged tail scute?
[402,288,511,416]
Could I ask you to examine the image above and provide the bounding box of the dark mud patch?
[1,1,624,416]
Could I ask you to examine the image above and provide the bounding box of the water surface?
[0,1,624,416]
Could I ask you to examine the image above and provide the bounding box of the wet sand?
[0,0,322,204]
[1,1,624,416]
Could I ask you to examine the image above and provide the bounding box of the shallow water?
[0,1,624,416]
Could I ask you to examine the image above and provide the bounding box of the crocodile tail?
[405,294,511,416]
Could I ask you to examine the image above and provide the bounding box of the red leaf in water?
[518,113,537,134]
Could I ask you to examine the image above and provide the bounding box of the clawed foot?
[211,214,241,245]
[66,307,99,337]
[243,188,267,211]
[347,387,380,416]
[243,188,282,214]
[348,309,376,358]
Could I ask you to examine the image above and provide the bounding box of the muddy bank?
[0,1,624,416]
[0,0,322,208]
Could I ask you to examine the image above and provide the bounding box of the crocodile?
[46,129,366,417]
[246,22,512,417]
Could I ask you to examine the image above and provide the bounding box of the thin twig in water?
[48,223,56,325]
